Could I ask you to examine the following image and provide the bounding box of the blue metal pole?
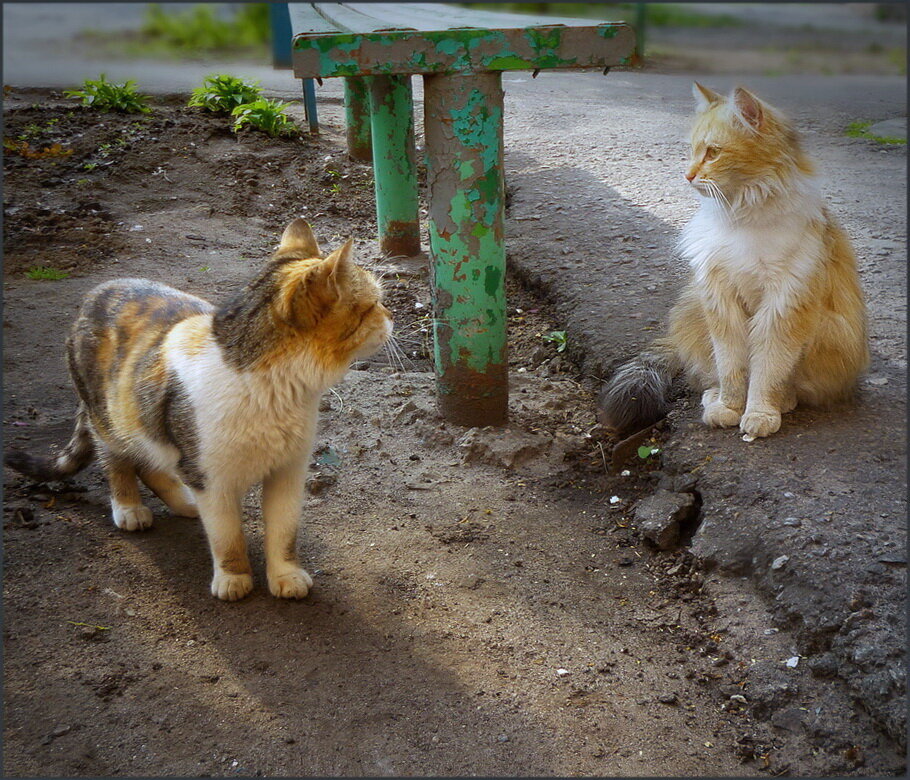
[269,3,292,69]
[302,78,319,134]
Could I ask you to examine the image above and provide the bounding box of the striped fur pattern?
[5,219,392,600]
[600,84,868,440]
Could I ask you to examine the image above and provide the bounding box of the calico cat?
[6,219,392,600]
[600,84,868,440]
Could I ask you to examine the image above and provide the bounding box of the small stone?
[306,471,337,495]
[497,734,510,743]
[52,725,71,738]
[771,555,789,570]
[556,668,571,677]
[781,517,802,527]
[658,693,678,705]
[633,490,696,551]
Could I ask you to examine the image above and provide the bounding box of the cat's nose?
[685,171,696,182]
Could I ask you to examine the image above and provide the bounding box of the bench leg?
[302,78,318,134]
[368,75,421,257]
[343,77,372,162]
[423,72,508,427]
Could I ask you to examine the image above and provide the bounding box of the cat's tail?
[5,403,95,481]
[597,337,679,436]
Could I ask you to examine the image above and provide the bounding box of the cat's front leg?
[195,483,254,601]
[741,306,807,439]
[701,293,749,427]
[262,457,312,599]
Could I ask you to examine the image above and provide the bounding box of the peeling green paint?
[292,22,632,77]
[425,71,507,420]
[368,75,420,255]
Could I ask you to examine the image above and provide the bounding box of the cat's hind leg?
[105,454,154,531]
[195,483,254,601]
[139,468,200,518]
[262,458,312,599]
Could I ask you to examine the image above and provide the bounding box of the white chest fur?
[679,192,825,314]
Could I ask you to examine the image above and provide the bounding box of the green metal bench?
[287,2,637,427]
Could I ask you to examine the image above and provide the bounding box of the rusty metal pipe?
[343,77,372,162]
[423,72,508,427]
[367,75,421,257]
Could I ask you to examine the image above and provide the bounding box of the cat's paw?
[268,568,313,600]
[701,388,743,428]
[112,503,154,531]
[703,402,742,428]
[740,408,781,439]
[211,571,254,601]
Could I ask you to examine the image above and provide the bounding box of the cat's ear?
[278,218,321,257]
[731,87,764,131]
[324,239,355,294]
[692,82,722,112]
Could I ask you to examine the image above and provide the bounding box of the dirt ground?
[2,90,903,777]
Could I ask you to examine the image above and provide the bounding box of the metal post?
[423,72,508,427]
[368,75,421,257]
[302,78,318,134]
[344,77,372,162]
[269,3,292,69]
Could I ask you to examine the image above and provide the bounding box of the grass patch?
[26,266,70,281]
[83,3,271,59]
[64,74,151,114]
[189,74,263,114]
[846,121,906,145]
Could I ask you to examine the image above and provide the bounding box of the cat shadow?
[127,504,570,776]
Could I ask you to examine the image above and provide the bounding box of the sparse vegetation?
[542,330,568,352]
[846,121,906,145]
[25,266,70,281]
[189,74,263,114]
[139,3,270,53]
[231,98,298,137]
[64,74,151,114]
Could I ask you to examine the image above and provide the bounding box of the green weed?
[64,74,151,114]
[846,121,906,145]
[542,330,568,352]
[26,266,69,281]
[637,444,660,460]
[189,74,262,113]
[231,98,298,137]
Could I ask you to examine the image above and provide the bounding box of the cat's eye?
[704,146,720,161]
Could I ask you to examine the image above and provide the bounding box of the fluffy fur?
[5,219,393,600]
[600,84,868,439]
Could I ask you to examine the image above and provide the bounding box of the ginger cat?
[6,219,392,600]
[600,84,868,440]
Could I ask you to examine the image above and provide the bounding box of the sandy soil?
[2,89,901,776]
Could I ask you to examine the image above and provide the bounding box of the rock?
[306,471,337,495]
[658,692,678,705]
[866,118,907,141]
[633,490,696,551]
[458,427,551,472]
[771,555,790,570]
[771,707,806,733]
